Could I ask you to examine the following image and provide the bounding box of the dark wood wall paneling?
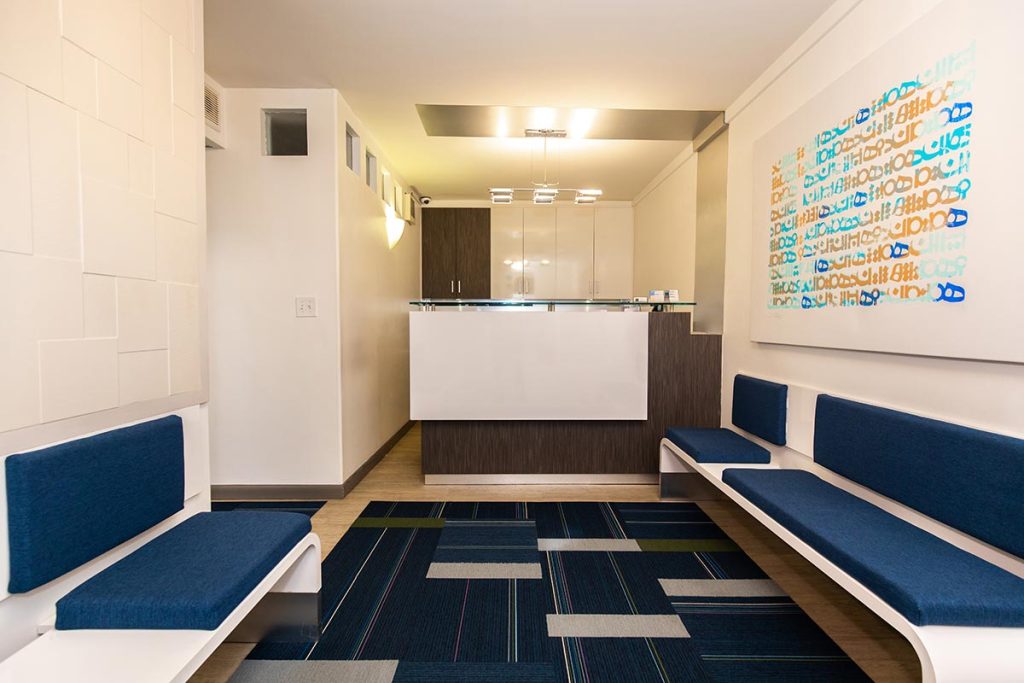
[421,208,490,298]
[422,312,722,474]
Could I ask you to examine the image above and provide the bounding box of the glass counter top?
[410,298,696,308]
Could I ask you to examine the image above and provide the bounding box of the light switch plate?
[295,296,318,317]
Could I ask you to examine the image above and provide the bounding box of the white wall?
[207,89,343,485]
[206,88,419,486]
[336,98,420,480]
[693,130,728,333]
[0,0,208,659]
[720,0,1024,436]
[632,150,698,298]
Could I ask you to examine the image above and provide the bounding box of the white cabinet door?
[555,206,594,298]
[491,207,524,298]
[523,207,557,298]
[594,207,634,298]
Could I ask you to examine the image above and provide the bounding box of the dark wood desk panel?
[422,312,721,474]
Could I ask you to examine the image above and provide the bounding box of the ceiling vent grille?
[204,83,221,131]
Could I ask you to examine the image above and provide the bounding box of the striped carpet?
[232,501,868,682]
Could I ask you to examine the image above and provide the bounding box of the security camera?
[420,196,432,206]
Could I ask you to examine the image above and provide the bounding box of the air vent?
[204,83,221,131]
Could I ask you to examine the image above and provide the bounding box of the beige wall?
[632,151,697,298]
[207,89,343,486]
[693,130,728,333]
[0,0,207,659]
[720,0,1024,437]
[337,98,421,480]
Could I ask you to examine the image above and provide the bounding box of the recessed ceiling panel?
[417,105,722,141]
[206,0,835,198]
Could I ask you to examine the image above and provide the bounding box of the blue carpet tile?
[238,501,868,682]
[211,500,326,517]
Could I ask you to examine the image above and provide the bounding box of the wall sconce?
[385,203,406,249]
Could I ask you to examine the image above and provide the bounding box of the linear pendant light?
[489,129,602,205]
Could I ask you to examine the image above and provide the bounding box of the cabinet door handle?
[458,280,461,294]
[594,280,600,295]
[450,280,454,293]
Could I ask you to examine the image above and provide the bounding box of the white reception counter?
[409,307,649,420]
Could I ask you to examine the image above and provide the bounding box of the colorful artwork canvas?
[749,0,1024,362]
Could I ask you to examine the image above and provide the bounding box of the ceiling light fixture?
[488,129,602,205]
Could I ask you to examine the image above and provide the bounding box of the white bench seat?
[0,531,320,683]
[0,415,323,682]
[660,390,1024,683]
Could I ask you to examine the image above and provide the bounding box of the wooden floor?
[191,423,920,683]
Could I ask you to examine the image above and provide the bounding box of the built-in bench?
[662,389,1024,682]
[0,416,322,683]
[660,374,786,497]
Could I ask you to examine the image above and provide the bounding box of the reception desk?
[410,309,648,420]
[409,300,721,483]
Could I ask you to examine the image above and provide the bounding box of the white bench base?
[0,532,321,683]
[660,439,1024,683]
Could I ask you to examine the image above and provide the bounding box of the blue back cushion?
[731,375,787,445]
[814,395,1024,559]
[6,416,185,593]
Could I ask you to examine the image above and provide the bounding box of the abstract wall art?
[767,44,974,312]
[750,0,1024,362]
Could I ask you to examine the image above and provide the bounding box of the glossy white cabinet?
[594,207,635,298]
[490,206,633,300]
[555,207,595,298]
[491,207,524,298]
[523,207,557,298]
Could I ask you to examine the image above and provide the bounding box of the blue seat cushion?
[666,427,771,463]
[56,511,312,630]
[722,468,1024,627]
[731,375,787,445]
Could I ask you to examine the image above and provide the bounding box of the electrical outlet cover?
[295,296,318,317]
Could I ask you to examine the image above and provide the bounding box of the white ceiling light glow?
[488,129,602,205]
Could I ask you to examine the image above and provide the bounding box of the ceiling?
[205,0,834,200]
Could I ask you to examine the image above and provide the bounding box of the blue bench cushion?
[815,395,1024,559]
[6,416,185,594]
[666,427,771,464]
[56,511,312,630]
[731,375,787,445]
[722,468,1024,627]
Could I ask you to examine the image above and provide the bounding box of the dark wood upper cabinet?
[454,209,490,298]
[421,208,491,299]
[421,209,458,298]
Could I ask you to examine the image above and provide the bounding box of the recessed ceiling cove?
[416,105,722,141]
